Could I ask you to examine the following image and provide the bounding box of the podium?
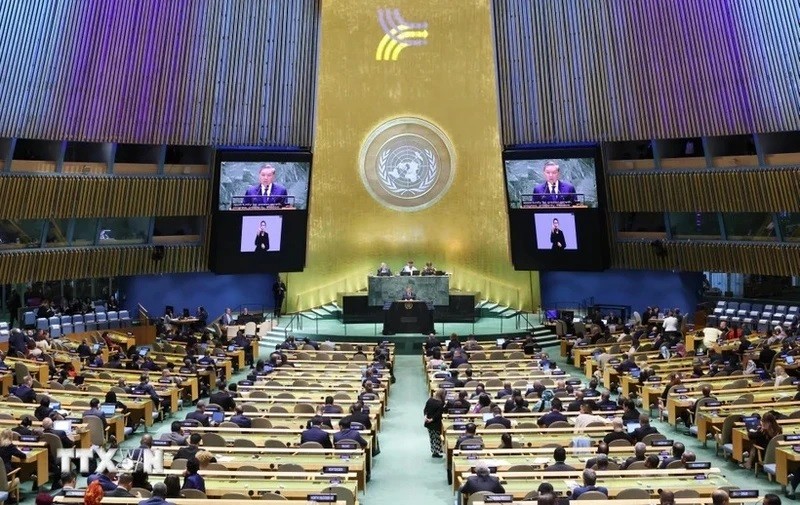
[382,301,433,335]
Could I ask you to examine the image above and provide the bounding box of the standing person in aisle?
[423,388,446,458]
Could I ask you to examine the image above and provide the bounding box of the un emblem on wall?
[359,117,455,212]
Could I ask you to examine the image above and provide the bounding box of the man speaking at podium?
[532,161,576,204]
[243,164,288,206]
[400,285,416,301]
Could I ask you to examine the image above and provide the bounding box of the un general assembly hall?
[0,1,798,505]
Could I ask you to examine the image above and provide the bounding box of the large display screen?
[505,157,598,209]
[210,150,311,273]
[504,146,609,271]
[218,160,310,210]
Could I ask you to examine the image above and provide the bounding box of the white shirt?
[663,316,679,332]
[401,265,417,273]
[702,327,722,348]
[260,184,272,196]
[573,413,609,430]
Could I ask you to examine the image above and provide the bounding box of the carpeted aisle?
[367,355,454,505]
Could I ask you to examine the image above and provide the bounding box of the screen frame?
[502,145,607,210]
[211,149,313,212]
[210,149,313,274]
[502,144,609,271]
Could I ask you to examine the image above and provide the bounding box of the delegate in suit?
[550,218,567,250]
[532,161,576,203]
[243,164,288,206]
[254,221,270,253]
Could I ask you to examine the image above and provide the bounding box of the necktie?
[266,185,271,197]
[261,186,265,196]
[550,184,556,194]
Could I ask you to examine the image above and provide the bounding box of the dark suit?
[107,487,134,498]
[376,267,392,276]
[254,231,270,253]
[532,180,577,203]
[460,475,505,495]
[185,410,210,427]
[243,183,288,206]
[603,430,632,445]
[209,391,236,412]
[230,414,252,428]
[632,425,659,442]
[659,456,680,469]
[334,428,368,448]
[174,445,200,461]
[545,462,575,472]
[484,416,511,429]
[45,428,74,449]
[11,385,35,403]
[538,410,568,427]
[301,426,332,448]
[550,229,566,250]
[400,290,416,301]
[342,412,372,430]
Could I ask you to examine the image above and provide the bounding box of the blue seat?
[95,312,108,330]
[107,311,120,329]
[49,324,62,338]
[84,313,96,331]
[751,304,764,313]
[71,314,84,333]
[48,316,60,327]
[0,322,7,331]
[36,318,49,331]
[23,311,35,328]
[0,329,8,344]
[119,310,131,326]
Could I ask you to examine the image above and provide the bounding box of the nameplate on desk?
[19,435,39,443]
[786,434,800,442]
[441,383,454,389]
[483,495,513,503]
[575,342,588,347]
[705,401,722,408]
[686,461,711,469]
[729,490,759,498]
[608,359,621,365]
[180,421,198,428]
[694,474,707,480]
[673,387,688,394]
[461,443,482,450]
[152,440,171,446]
[88,363,98,368]
[452,423,467,431]
[36,357,45,362]
[651,439,673,447]
[322,466,348,474]
[64,489,87,497]
[565,379,581,386]
[179,367,193,373]
[335,441,358,450]
[551,370,566,375]
[448,408,467,415]
[238,380,254,386]
[307,494,337,503]
[599,405,616,412]
[647,376,661,382]
[158,379,172,384]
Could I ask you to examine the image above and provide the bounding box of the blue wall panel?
[540,270,703,318]
[119,272,278,322]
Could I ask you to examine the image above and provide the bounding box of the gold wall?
[289,0,537,312]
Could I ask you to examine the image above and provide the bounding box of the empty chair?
[575,490,608,500]
[118,310,131,326]
[48,316,60,327]
[95,312,108,329]
[130,488,151,498]
[36,318,49,331]
[259,492,288,500]
[84,313,96,331]
[251,418,272,428]
[23,311,36,328]
[616,489,650,499]
[201,433,226,447]
[321,485,356,505]
[180,489,206,499]
[59,315,73,334]
[673,489,700,499]
[49,324,62,338]
[71,314,84,333]
[220,493,249,500]
[264,439,287,448]
[107,311,120,328]
[232,438,256,447]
